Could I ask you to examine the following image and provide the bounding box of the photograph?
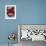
[5,5,16,19]
[18,24,46,46]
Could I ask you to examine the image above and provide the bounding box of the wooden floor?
[19,39,46,46]
[0,40,46,46]
[0,44,18,46]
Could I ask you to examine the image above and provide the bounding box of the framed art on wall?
[18,24,46,42]
[5,5,16,19]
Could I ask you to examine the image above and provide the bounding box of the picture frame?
[5,5,16,19]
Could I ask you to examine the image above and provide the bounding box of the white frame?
[18,24,46,42]
[5,5,16,19]
[18,25,21,43]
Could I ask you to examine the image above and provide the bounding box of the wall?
[0,0,46,44]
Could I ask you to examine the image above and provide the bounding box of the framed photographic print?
[18,24,46,42]
[5,5,16,19]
